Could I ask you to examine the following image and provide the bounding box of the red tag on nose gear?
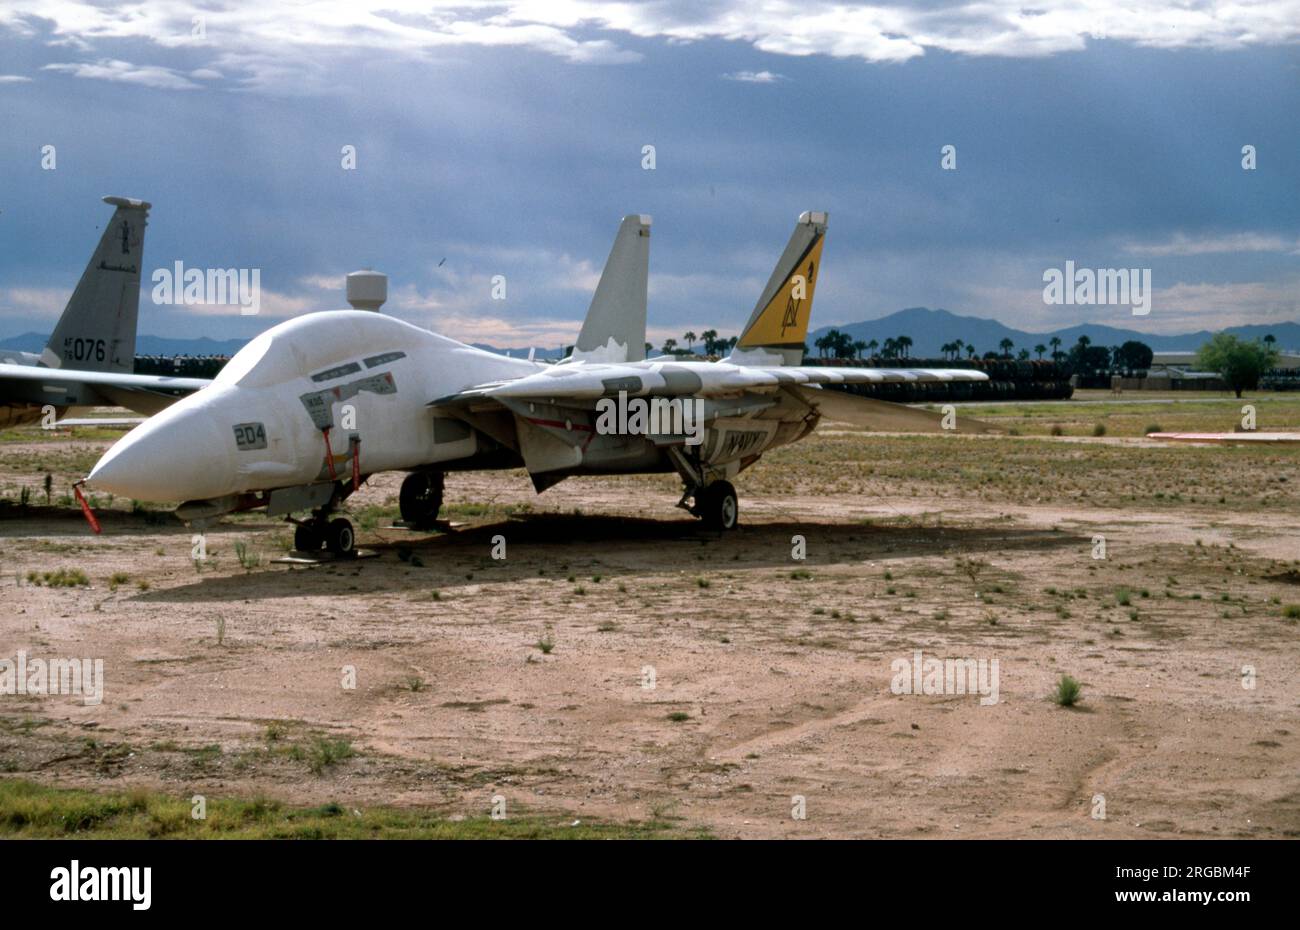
[350,437,361,488]
[322,427,337,480]
[73,482,102,535]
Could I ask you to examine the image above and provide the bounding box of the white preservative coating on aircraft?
[86,211,995,552]
[566,335,637,364]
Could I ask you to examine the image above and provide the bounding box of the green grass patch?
[26,568,89,588]
[0,779,705,839]
[1052,674,1083,707]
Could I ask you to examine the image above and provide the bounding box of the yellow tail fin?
[733,211,827,365]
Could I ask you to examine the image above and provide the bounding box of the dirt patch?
[2,430,1299,838]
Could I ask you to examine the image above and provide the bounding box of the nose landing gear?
[293,522,321,553]
[325,518,355,554]
[292,513,356,556]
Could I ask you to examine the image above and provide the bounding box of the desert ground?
[1,390,1298,838]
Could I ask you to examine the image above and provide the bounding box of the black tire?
[294,523,322,553]
[699,481,739,531]
[399,471,444,528]
[325,518,355,555]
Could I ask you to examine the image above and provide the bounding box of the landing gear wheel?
[294,523,323,553]
[400,471,444,528]
[325,518,355,555]
[697,481,739,531]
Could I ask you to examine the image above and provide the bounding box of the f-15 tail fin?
[569,214,650,364]
[729,210,827,367]
[41,196,150,373]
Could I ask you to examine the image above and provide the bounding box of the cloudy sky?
[1,1,1298,348]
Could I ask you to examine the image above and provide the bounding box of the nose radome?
[88,402,233,502]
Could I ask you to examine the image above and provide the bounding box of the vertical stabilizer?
[42,196,150,372]
[728,211,828,366]
[569,214,651,363]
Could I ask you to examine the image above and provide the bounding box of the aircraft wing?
[55,417,146,428]
[793,387,999,433]
[0,362,210,393]
[1147,431,1300,444]
[433,362,987,405]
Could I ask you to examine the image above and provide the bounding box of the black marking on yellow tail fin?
[733,211,828,365]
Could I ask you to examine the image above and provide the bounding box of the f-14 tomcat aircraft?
[0,197,209,429]
[87,211,990,553]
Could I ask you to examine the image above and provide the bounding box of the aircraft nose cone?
[87,403,232,502]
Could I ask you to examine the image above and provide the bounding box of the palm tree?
[1018,348,1030,360]
[814,334,829,358]
[865,339,879,357]
[683,331,697,352]
[701,329,718,355]
[966,345,976,359]
[661,338,677,355]
[999,337,1014,358]
[882,337,898,359]
[897,335,913,359]
[1034,343,1047,359]
[853,340,868,359]
[941,341,954,360]
[953,339,965,359]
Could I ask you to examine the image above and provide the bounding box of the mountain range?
[3,307,1296,358]
[807,308,1300,357]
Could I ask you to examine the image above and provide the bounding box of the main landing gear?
[667,447,740,532]
[692,480,739,531]
[399,470,444,528]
